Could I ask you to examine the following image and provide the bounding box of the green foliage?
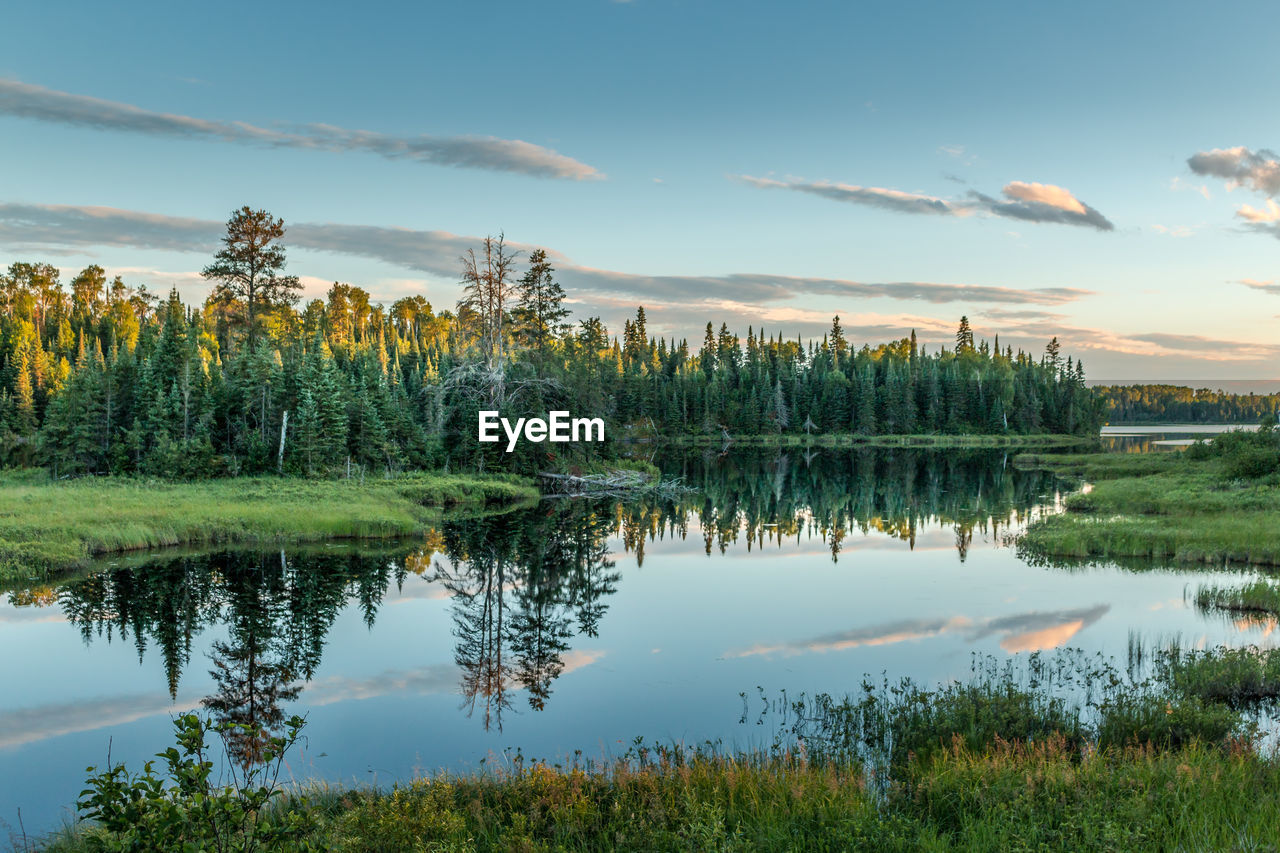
[1098,383,1280,425]
[74,713,317,852]
[2,240,1104,482]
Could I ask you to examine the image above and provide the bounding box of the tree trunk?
[277,409,288,473]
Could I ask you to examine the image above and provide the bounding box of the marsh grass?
[1196,579,1280,616]
[0,470,537,583]
[1018,452,1280,566]
[1156,646,1280,709]
[40,647,1280,852]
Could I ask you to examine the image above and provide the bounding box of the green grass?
[0,469,538,584]
[1018,451,1280,566]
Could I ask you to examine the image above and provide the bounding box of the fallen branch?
[538,469,694,498]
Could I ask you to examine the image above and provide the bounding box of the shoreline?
[0,471,540,584]
[1016,449,1280,567]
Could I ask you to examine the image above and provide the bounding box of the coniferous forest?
[0,207,1106,479]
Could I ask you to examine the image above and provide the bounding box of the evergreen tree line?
[1096,384,1280,425]
[0,207,1106,478]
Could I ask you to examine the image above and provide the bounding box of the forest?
[0,206,1106,479]
[1096,384,1280,424]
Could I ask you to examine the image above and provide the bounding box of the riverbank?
[40,646,1280,852]
[1017,439,1280,566]
[0,471,539,584]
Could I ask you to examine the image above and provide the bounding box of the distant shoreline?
[1089,379,1280,395]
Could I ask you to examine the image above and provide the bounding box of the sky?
[1,0,1279,379]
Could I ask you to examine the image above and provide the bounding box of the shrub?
[74,714,318,853]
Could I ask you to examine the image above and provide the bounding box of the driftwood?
[538,469,693,498]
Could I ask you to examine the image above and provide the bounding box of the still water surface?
[1100,423,1258,451]
[1,439,1272,833]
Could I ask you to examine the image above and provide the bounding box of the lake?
[1100,423,1259,451]
[1,442,1273,834]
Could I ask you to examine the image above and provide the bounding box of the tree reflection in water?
[13,447,1062,742]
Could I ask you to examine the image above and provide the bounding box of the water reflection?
[644,446,1062,562]
[1100,424,1258,453]
[58,548,404,762]
[430,499,620,730]
[7,446,1277,834]
[4,447,1069,748]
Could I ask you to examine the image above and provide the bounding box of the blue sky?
[2,0,1279,377]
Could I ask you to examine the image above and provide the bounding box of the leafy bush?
[74,713,317,853]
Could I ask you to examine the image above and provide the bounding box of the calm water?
[1101,423,1258,451]
[1,446,1273,833]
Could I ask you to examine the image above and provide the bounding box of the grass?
[37,647,1280,852]
[0,469,538,584]
[1017,449,1280,566]
[1196,579,1280,616]
[1156,646,1280,708]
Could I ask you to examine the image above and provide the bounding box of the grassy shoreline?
[0,470,539,584]
[41,646,1280,852]
[1017,448,1280,566]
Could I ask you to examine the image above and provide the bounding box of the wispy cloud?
[0,689,202,749]
[726,605,1110,659]
[1188,146,1280,196]
[1151,224,1196,238]
[736,175,1114,231]
[0,202,1092,309]
[0,78,603,181]
[738,176,956,217]
[1242,278,1280,296]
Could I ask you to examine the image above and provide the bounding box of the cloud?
[966,184,1115,231]
[0,203,220,253]
[0,202,1092,310]
[1151,224,1196,238]
[0,78,602,181]
[561,266,1090,307]
[1242,278,1280,296]
[966,605,1109,654]
[1238,199,1280,223]
[0,689,202,749]
[726,616,972,658]
[738,175,1114,230]
[1188,146,1280,196]
[737,175,956,217]
[726,605,1110,660]
[304,650,605,706]
[1001,181,1086,215]
[977,310,1280,364]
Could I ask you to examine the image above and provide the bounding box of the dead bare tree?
[458,233,522,372]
